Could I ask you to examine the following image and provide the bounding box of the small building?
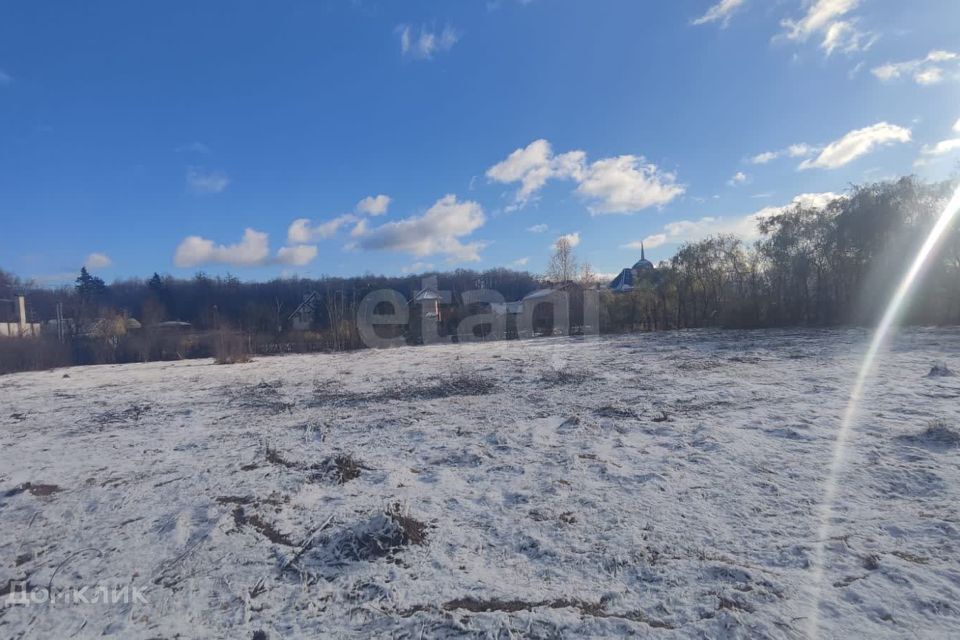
[490,301,524,316]
[408,276,459,343]
[152,320,192,330]
[522,281,587,336]
[412,286,445,321]
[0,294,42,338]
[289,292,320,331]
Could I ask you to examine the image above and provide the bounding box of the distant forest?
[1,175,958,373]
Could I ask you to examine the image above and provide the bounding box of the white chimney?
[16,295,26,335]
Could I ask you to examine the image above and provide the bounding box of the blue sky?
[1,0,959,285]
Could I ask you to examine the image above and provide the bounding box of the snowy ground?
[2,328,960,639]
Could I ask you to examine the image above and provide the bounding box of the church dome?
[632,242,655,271]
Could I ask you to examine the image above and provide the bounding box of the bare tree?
[325,288,346,351]
[274,297,284,335]
[546,237,578,283]
[579,262,599,286]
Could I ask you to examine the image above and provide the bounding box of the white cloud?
[621,234,667,250]
[783,0,857,39]
[555,232,580,248]
[84,253,112,270]
[174,229,317,268]
[174,228,270,267]
[356,194,391,216]
[692,0,745,28]
[954,118,960,134]
[350,219,368,237]
[751,151,779,165]
[287,219,312,244]
[399,24,459,60]
[487,139,683,214]
[576,156,684,214]
[728,171,748,186]
[914,67,944,85]
[527,223,548,233]
[511,257,530,267]
[630,192,844,249]
[750,143,818,165]
[351,194,486,263]
[594,271,622,283]
[819,20,871,55]
[287,214,357,243]
[780,0,872,55]
[28,271,79,286]
[644,233,668,249]
[486,139,585,209]
[186,167,229,194]
[798,122,911,170]
[401,262,435,274]
[921,138,960,157]
[275,244,318,266]
[286,200,392,245]
[872,50,959,86]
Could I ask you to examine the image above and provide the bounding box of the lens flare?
[806,184,960,638]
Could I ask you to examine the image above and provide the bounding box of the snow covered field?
[2,328,960,639]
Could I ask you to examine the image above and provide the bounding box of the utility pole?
[275,297,283,335]
[213,304,223,357]
[56,301,64,343]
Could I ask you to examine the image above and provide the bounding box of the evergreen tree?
[75,267,107,302]
[148,272,163,294]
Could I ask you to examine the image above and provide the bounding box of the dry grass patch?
[312,373,497,407]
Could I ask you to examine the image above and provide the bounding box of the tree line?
[601,176,959,332]
[1,175,958,373]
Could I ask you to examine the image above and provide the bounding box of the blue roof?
[608,268,635,291]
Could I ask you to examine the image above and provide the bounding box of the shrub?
[214,329,251,365]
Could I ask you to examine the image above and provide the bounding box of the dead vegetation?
[312,373,497,407]
[265,446,298,468]
[539,368,591,387]
[927,363,956,378]
[232,506,295,546]
[675,358,725,371]
[300,505,428,577]
[264,446,369,484]
[214,329,251,365]
[315,454,366,484]
[386,503,428,546]
[3,482,61,498]
[443,597,602,615]
[897,420,960,450]
[891,550,930,565]
[717,593,755,613]
[398,596,675,629]
[229,381,294,414]
[98,403,151,425]
[215,495,255,505]
[593,405,638,419]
